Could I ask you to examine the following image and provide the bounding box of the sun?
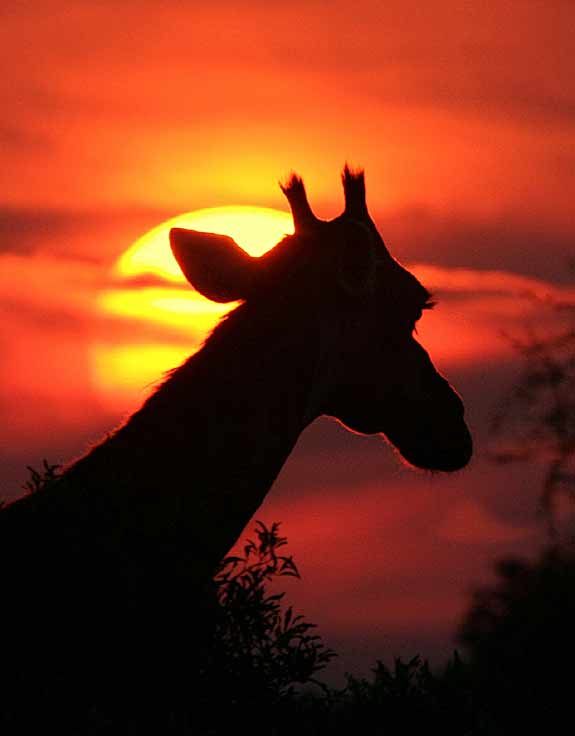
[116,206,294,283]
[100,205,294,329]
[93,206,293,404]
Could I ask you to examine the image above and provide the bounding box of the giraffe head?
[170,167,472,472]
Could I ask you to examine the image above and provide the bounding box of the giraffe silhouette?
[0,166,471,728]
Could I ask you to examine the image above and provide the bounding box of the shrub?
[1,465,336,732]
[459,542,575,731]
[212,520,336,703]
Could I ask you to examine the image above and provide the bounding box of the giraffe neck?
[66,301,323,573]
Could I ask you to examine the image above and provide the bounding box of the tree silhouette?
[460,272,575,730]
[458,545,575,731]
[491,285,575,530]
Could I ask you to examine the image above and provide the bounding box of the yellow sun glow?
[116,206,294,282]
[93,206,293,405]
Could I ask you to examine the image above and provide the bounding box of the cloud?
[382,209,575,286]
[0,206,174,260]
[4,2,572,130]
[4,202,574,287]
[437,498,532,544]
[0,124,49,152]
[2,1,572,223]
[410,264,575,301]
[0,208,79,255]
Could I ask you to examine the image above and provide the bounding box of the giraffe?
[0,166,471,726]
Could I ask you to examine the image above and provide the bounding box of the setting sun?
[102,205,294,331]
[116,206,294,282]
[94,206,294,403]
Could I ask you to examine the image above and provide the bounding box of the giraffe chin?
[388,423,473,473]
[335,417,472,472]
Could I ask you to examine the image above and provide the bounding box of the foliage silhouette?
[2,464,502,734]
[458,542,575,731]
[282,651,506,735]
[0,464,336,733]
[7,463,554,733]
[213,520,336,701]
[491,287,575,528]
[332,653,480,734]
[22,459,62,495]
[461,281,575,730]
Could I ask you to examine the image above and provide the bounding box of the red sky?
[1,1,574,682]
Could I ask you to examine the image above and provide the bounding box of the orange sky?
[1,1,574,681]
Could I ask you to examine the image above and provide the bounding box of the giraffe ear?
[169,228,257,303]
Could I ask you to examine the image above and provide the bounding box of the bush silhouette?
[459,542,575,731]
[491,287,575,528]
[0,463,520,736]
[1,464,336,733]
[212,520,336,700]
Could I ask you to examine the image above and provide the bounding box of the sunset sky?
[1,1,574,681]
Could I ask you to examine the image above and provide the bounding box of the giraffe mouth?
[383,419,473,472]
